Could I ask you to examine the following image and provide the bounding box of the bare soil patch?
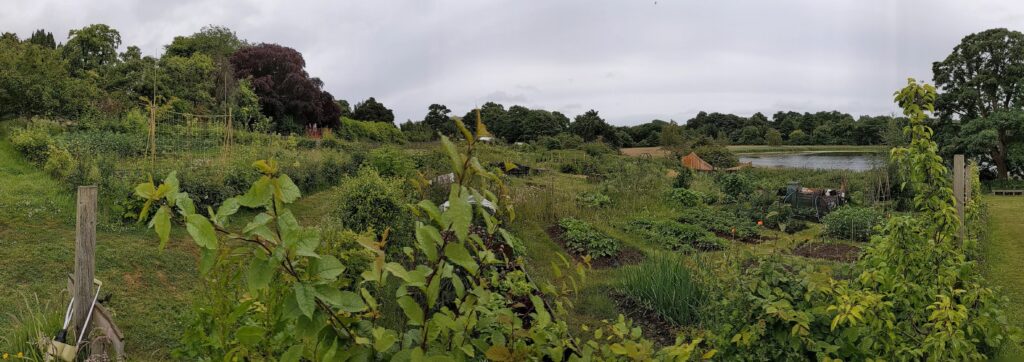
[612,291,679,347]
[792,242,861,262]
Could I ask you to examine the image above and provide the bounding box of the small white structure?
[440,195,497,214]
[477,136,495,143]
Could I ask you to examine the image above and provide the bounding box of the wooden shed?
[681,152,715,171]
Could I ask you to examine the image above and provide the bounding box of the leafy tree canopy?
[352,97,395,123]
[230,43,341,130]
[63,24,122,75]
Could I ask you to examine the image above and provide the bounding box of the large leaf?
[276,174,301,204]
[445,185,472,241]
[235,325,265,346]
[335,290,367,313]
[397,295,424,325]
[313,255,346,280]
[215,197,240,224]
[280,345,304,362]
[246,256,276,292]
[278,210,319,257]
[238,175,273,207]
[151,205,171,249]
[414,223,441,263]
[444,243,478,275]
[293,283,316,319]
[185,214,218,249]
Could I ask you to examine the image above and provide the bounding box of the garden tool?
[48,279,102,362]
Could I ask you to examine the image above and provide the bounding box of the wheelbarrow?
[45,277,124,362]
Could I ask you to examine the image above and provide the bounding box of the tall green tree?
[352,97,395,123]
[63,24,122,76]
[0,38,96,117]
[25,29,56,49]
[933,28,1024,178]
[569,109,613,143]
[422,103,453,136]
[164,25,245,59]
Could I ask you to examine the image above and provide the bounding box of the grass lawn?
[0,126,199,360]
[982,195,1024,360]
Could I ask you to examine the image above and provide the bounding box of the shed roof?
[681,152,715,171]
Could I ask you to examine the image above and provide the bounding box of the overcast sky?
[4,1,1024,125]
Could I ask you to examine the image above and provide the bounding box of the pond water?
[738,152,882,171]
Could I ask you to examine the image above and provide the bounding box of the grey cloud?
[3,0,1023,125]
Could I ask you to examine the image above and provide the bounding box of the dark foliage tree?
[25,29,56,49]
[422,103,454,137]
[336,99,352,119]
[933,28,1024,178]
[569,109,615,144]
[352,97,395,123]
[230,43,341,130]
[63,24,122,75]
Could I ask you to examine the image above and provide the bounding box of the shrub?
[626,219,726,251]
[783,219,808,234]
[673,168,693,188]
[558,218,620,258]
[762,202,794,230]
[539,133,583,150]
[576,191,611,208]
[822,206,883,241]
[694,144,738,168]
[337,117,406,143]
[10,125,52,164]
[43,144,77,182]
[581,142,615,156]
[678,206,758,239]
[364,146,415,178]
[667,188,704,208]
[498,270,535,298]
[333,167,413,242]
[715,172,754,196]
[619,254,704,325]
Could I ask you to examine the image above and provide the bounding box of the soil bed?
[612,291,679,347]
[792,242,860,262]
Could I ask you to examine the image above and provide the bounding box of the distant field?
[619,146,673,157]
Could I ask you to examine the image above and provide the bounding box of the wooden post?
[74,186,98,341]
[953,155,965,241]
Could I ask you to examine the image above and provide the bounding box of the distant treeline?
[401,103,906,148]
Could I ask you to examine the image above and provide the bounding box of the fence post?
[74,186,98,341]
[953,155,965,242]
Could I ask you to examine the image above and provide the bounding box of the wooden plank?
[954,155,965,241]
[74,186,98,342]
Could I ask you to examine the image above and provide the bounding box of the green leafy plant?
[821,205,882,241]
[576,190,611,208]
[626,219,726,251]
[619,254,705,325]
[558,218,620,259]
[667,188,704,208]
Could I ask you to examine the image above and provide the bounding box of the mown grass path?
[0,126,198,360]
[982,195,1024,359]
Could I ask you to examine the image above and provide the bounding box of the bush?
[10,125,52,164]
[333,167,413,242]
[715,172,754,196]
[558,218,620,258]
[619,254,704,325]
[576,191,611,208]
[337,118,406,143]
[694,144,738,168]
[364,146,415,178]
[822,206,883,241]
[762,202,794,230]
[43,144,77,182]
[678,206,758,239]
[538,133,583,150]
[783,219,808,234]
[626,219,726,251]
[673,168,693,188]
[581,142,615,156]
[667,188,704,208]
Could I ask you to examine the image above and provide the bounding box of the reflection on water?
[738,152,881,171]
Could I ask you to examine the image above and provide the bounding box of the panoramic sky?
[3,0,1023,125]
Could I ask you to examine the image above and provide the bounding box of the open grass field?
[982,195,1024,360]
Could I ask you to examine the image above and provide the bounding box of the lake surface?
[739,152,882,171]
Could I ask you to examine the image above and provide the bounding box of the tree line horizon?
[2,25,1021,178]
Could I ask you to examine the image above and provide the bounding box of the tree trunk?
[995,129,1010,179]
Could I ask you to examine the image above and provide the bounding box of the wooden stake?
[953,155,965,241]
[74,186,98,341]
